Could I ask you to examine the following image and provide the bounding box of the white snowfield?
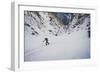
[24,11,90,61]
[24,30,90,61]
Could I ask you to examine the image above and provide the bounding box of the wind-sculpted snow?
[24,11,90,61]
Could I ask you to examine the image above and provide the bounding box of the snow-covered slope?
[24,11,90,61]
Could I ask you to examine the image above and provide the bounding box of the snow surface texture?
[24,11,90,61]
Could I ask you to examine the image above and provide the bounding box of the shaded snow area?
[24,11,90,61]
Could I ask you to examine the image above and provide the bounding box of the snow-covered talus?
[24,11,90,61]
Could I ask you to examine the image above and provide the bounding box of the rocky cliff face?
[24,11,90,38]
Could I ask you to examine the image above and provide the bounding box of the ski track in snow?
[24,30,90,61]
